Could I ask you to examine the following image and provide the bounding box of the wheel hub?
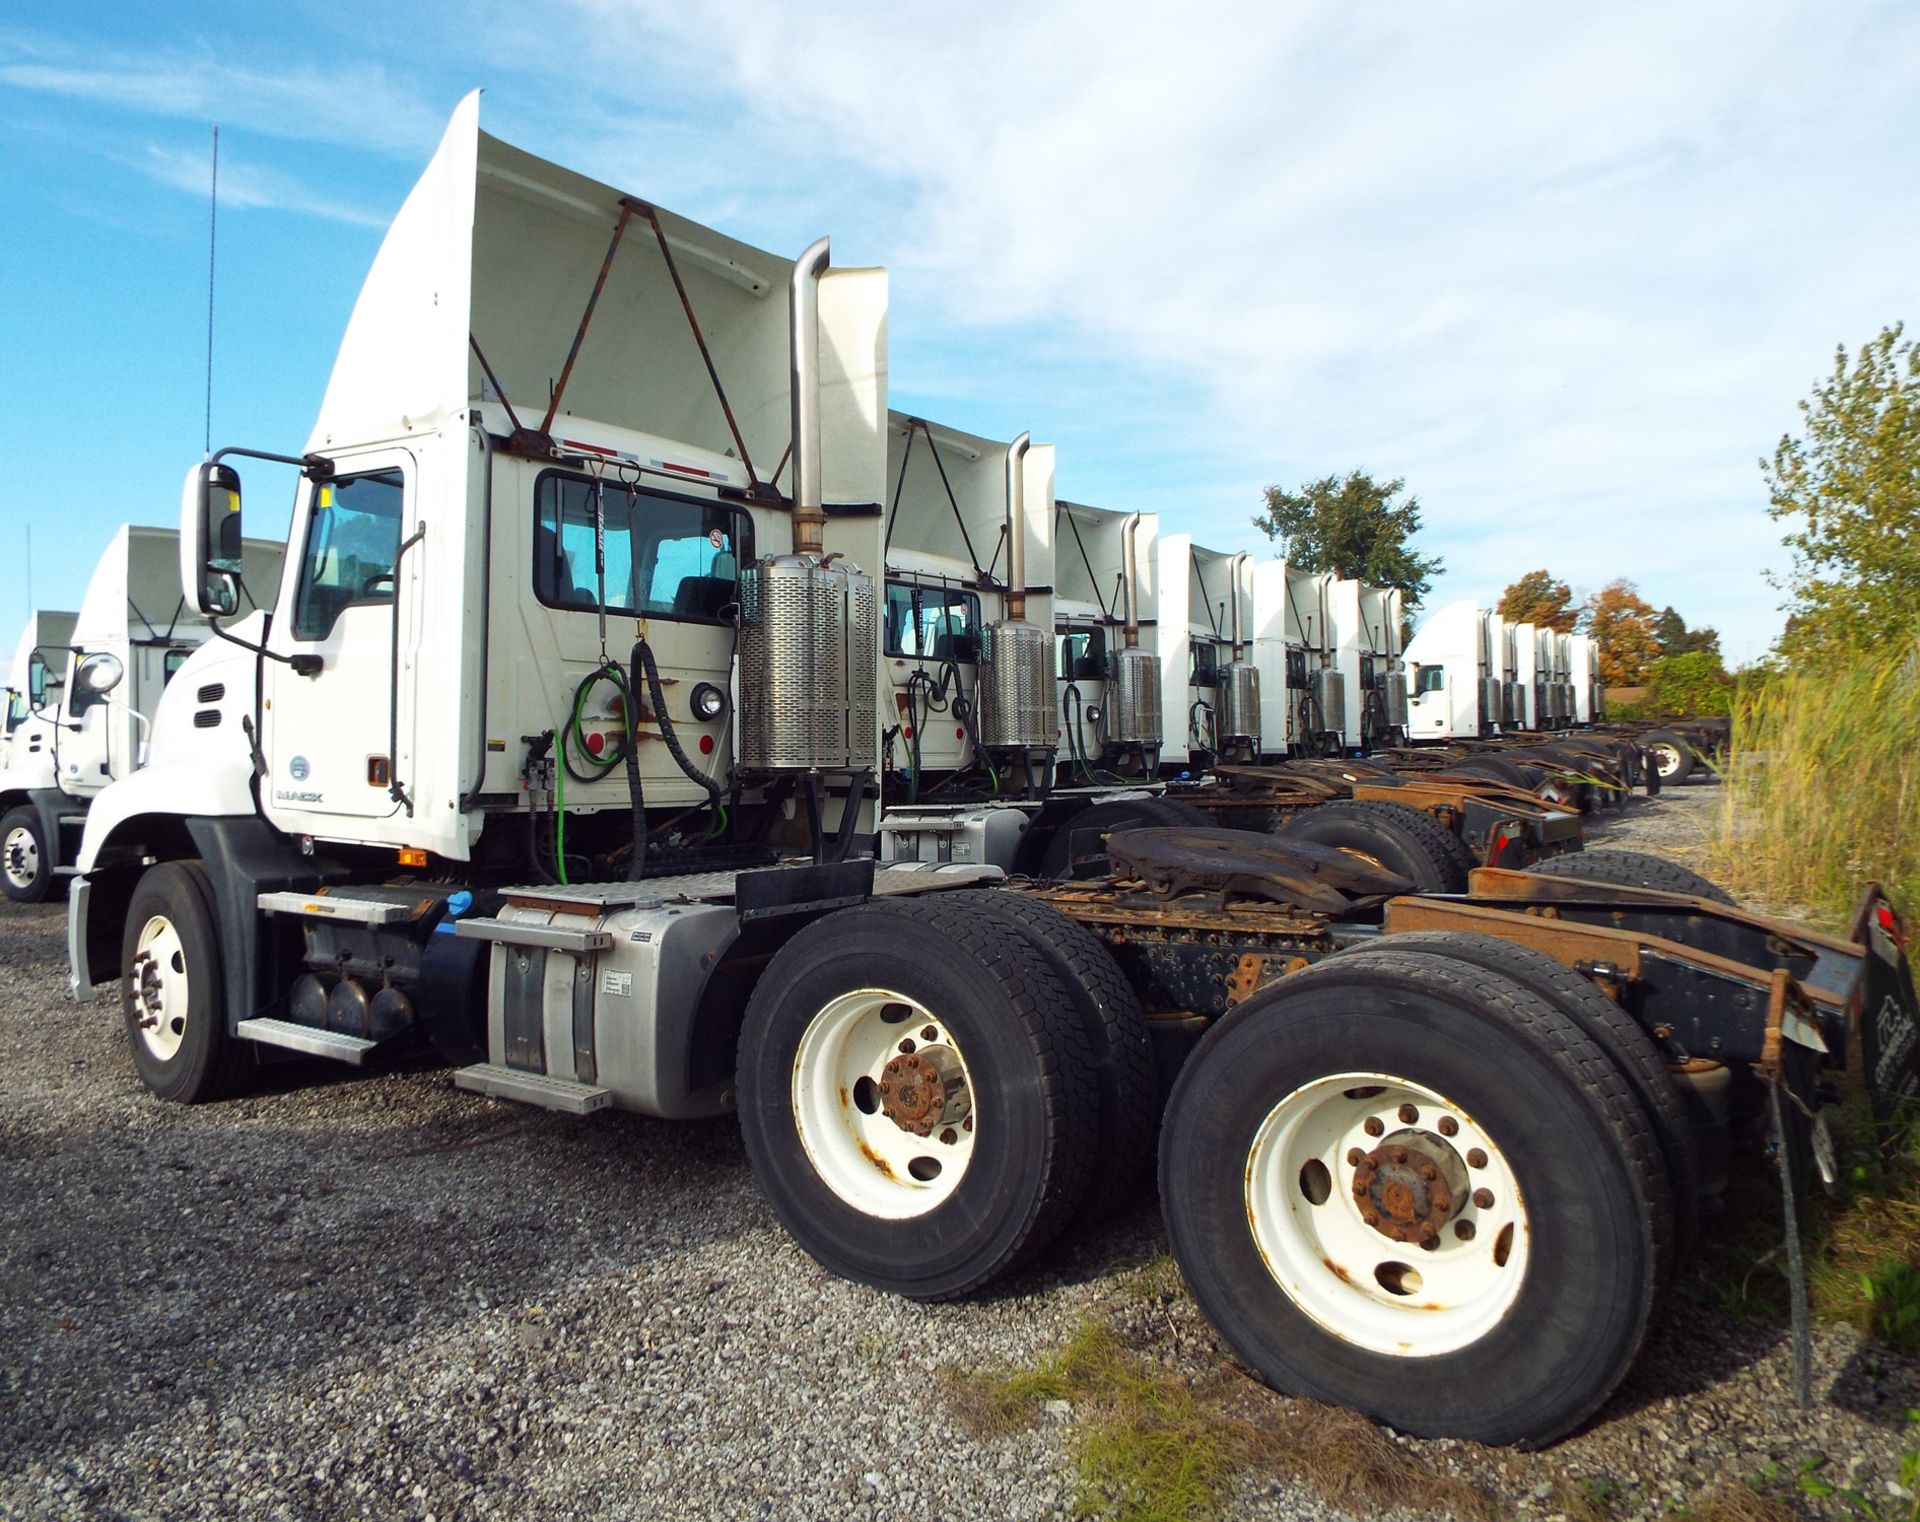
[1350,1133,1463,1246]
[3,826,36,887]
[877,1046,968,1136]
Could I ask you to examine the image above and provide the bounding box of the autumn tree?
[1497,570,1577,632]
[1654,606,1720,658]
[1254,471,1444,606]
[1765,322,1920,662]
[1580,579,1661,686]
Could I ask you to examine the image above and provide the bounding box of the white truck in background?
[1,528,279,902]
[1402,599,1499,741]
[1250,560,1338,758]
[1158,537,1259,767]
[2,610,76,772]
[1052,499,1162,780]
[1571,632,1604,724]
[1326,578,1406,751]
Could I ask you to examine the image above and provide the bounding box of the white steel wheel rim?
[3,824,38,890]
[131,914,191,1061]
[1649,743,1683,778]
[792,987,977,1220]
[1244,1071,1530,1357]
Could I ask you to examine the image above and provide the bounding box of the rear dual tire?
[1277,798,1469,893]
[1160,950,1662,1446]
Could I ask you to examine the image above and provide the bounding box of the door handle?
[290,654,324,677]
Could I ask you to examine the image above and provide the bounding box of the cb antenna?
[204,124,219,458]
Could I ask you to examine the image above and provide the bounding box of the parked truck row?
[23,97,1913,1447]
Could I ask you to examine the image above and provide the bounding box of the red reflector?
[560,438,617,456]
[661,461,714,478]
[585,731,606,756]
[1878,904,1904,946]
[956,726,966,739]
[903,726,914,739]
[698,734,715,755]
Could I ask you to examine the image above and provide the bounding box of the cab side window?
[1413,665,1447,695]
[1191,642,1220,686]
[293,470,405,640]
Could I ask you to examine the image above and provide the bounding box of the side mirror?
[181,461,244,616]
[68,652,124,717]
[27,652,48,706]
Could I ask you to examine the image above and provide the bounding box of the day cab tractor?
[64,95,1918,1449]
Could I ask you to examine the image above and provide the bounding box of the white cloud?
[0,30,443,156]
[551,0,1920,657]
[134,143,386,227]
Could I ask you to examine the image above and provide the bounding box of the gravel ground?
[3,780,1916,1521]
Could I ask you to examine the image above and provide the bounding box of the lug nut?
[1419,1229,1439,1251]
[1438,1116,1459,1137]
[1466,1148,1488,1169]
[1346,1148,1364,1167]
[1454,1219,1476,1242]
[1398,1104,1419,1124]
[1473,1188,1495,1210]
[1363,1117,1384,1137]
[921,1026,939,1041]
[1391,1147,1407,1165]
[1418,1163,1437,1181]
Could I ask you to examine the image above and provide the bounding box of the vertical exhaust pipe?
[1004,431,1031,620]
[1229,552,1249,660]
[788,235,831,556]
[1121,512,1143,648]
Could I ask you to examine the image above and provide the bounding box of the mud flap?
[1857,899,1920,1147]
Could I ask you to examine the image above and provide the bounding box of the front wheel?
[120,861,251,1102]
[1160,951,1660,1446]
[1,806,53,903]
[737,895,1101,1300]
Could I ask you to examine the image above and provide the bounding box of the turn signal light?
[397,848,428,868]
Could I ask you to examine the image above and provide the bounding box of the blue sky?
[3,1,1918,678]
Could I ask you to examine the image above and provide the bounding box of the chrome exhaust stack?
[1107,512,1162,758]
[738,236,877,777]
[1218,551,1260,753]
[977,432,1056,788]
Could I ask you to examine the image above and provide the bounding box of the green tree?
[1765,322,1920,662]
[1654,606,1721,657]
[1579,578,1661,686]
[1497,570,1577,632]
[1254,471,1444,606]
[1644,649,1733,717]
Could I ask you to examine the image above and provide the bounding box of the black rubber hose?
[621,651,648,881]
[633,638,723,819]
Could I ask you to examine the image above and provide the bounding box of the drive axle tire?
[1037,796,1210,880]
[737,895,1101,1300]
[943,890,1158,1220]
[121,860,251,1103]
[1527,847,1735,905]
[1277,799,1467,893]
[1,806,54,904]
[1160,951,1660,1446]
[1335,930,1697,1285]
[1641,730,1696,785]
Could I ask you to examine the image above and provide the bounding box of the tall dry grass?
[1711,647,1920,928]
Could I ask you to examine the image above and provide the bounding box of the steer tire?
[944,888,1159,1220]
[1160,950,1661,1446]
[120,860,252,1103]
[1277,799,1466,893]
[1037,796,1212,879]
[737,895,1101,1300]
[1335,930,1696,1287]
[1527,847,1735,905]
[1,805,54,904]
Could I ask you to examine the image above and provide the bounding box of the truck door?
[263,456,414,826]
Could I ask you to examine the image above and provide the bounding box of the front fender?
[77,758,254,873]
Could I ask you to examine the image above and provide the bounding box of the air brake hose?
[631,637,724,834]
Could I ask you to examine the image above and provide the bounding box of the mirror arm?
[210,445,334,481]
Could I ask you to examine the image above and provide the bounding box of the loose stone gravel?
[2,779,1914,1521]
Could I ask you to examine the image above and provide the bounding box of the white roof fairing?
[306,91,810,494]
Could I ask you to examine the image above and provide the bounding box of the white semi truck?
[1052,499,1162,780]
[1,528,280,902]
[1,609,76,772]
[1156,537,1259,767]
[1402,599,1499,741]
[1250,559,1338,758]
[64,95,1903,1451]
[878,411,1056,799]
[1326,578,1407,752]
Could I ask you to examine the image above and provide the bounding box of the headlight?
[690,682,727,722]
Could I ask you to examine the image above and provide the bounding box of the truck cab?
[1402,600,1495,742]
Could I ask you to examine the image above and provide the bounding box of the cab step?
[453,1063,612,1116]
[235,1017,377,1064]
